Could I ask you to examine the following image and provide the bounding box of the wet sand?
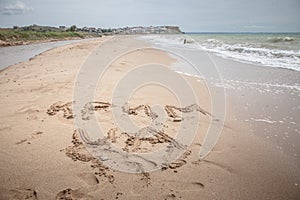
[0,36,299,199]
[166,46,300,158]
[0,38,96,70]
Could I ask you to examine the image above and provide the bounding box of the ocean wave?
[198,39,300,71]
[267,37,296,43]
[140,35,300,71]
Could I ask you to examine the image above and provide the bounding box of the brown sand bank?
[0,36,299,199]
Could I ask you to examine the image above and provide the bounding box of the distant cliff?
[165,26,183,34]
[114,26,184,35]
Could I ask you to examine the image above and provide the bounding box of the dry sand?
[0,36,299,199]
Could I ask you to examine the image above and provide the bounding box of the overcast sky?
[0,0,299,32]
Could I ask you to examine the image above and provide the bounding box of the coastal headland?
[0,25,183,47]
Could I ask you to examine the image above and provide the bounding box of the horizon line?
[1,24,299,34]
[185,31,300,34]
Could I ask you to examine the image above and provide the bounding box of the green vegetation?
[67,25,77,32]
[0,24,102,46]
[0,29,86,43]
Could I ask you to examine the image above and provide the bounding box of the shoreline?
[146,36,300,158]
[0,36,299,199]
[140,33,300,72]
[0,37,104,70]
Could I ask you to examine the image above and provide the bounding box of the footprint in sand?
[55,188,85,200]
[131,173,152,195]
[0,188,38,200]
[16,105,41,120]
[191,159,234,174]
[77,172,99,186]
[16,131,43,145]
[164,193,176,200]
[162,180,205,192]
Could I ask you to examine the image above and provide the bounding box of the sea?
[140,33,300,157]
[141,33,300,71]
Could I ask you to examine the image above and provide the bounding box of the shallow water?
[141,33,300,71]
[0,38,94,70]
[140,35,300,158]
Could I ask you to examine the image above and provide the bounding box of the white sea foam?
[140,34,300,71]
[199,40,300,71]
[212,79,300,92]
[140,34,300,94]
[250,118,277,124]
[172,69,300,92]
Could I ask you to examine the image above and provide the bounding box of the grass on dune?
[0,29,84,42]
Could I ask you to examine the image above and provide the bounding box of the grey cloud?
[0,0,299,32]
[1,1,33,15]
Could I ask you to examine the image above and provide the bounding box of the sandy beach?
[0,36,299,199]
